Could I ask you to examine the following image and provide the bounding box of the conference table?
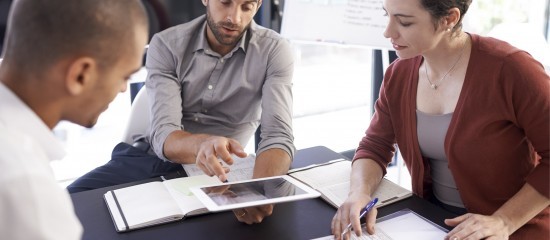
[70,146,457,240]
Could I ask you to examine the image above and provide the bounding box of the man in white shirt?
[0,0,148,239]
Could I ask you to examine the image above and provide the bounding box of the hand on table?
[331,193,378,240]
[445,213,510,240]
[233,204,274,224]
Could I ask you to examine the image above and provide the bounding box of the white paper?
[289,160,411,208]
[113,181,183,229]
[163,175,222,215]
[182,154,255,182]
[312,210,448,240]
[375,211,447,240]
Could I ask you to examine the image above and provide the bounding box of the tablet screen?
[191,175,320,211]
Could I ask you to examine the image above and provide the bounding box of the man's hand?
[203,185,233,195]
[233,148,291,224]
[195,136,247,182]
[233,205,274,224]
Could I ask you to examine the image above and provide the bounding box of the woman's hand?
[445,213,510,240]
[331,192,378,240]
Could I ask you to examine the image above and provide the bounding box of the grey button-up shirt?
[144,15,295,161]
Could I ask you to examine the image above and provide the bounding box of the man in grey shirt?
[68,0,294,224]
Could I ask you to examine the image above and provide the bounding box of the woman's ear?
[65,57,97,96]
[444,7,461,30]
[202,0,208,7]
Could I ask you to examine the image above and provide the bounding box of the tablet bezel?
[190,175,320,212]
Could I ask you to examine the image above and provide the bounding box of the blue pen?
[341,198,378,238]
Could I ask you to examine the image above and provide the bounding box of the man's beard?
[206,8,248,46]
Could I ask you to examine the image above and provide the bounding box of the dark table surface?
[71,146,456,240]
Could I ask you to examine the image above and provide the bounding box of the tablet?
[190,175,321,212]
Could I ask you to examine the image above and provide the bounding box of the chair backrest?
[121,85,264,151]
[121,86,150,144]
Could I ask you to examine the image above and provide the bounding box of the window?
[289,42,374,153]
[464,0,550,69]
[50,0,549,187]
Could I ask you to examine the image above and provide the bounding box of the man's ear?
[65,57,97,96]
[202,0,208,7]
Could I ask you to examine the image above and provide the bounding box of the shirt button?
[203,109,208,113]
[194,117,198,122]
[220,58,224,63]
[208,85,213,90]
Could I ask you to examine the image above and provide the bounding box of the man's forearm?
[163,130,209,164]
[252,148,291,178]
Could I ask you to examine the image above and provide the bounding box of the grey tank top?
[416,110,465,208]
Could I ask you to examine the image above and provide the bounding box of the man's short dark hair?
[2,0,148,74]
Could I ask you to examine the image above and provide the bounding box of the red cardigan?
[354,34,549,238]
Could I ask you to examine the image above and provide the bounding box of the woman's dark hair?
[421,0,472,32]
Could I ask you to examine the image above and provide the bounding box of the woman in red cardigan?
[331,0,549,239]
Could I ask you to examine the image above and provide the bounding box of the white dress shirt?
[0,83,82,240]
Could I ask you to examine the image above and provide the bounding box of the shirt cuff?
[256,138,295,160]
[150,126,181,162]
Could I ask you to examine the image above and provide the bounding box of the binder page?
[289,160,411,208]
[113,181,183,229]
[289,160,351,190]
[287,158,347,174]
[182,154,255,182]
[314,180,414,208]
[163,175,222,215]
[317,181,349,208]
[313,209,448,240]
[370,180,412,207]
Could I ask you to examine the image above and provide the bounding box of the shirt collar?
[0,83,65,161]
[192,18,249,55]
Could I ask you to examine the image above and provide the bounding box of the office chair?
[121,86,150,144]
[124,0,206,141]
[122,85,263,152]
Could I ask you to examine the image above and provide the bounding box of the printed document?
[312,209,448,240]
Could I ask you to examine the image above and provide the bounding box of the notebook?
[104,174,221,232]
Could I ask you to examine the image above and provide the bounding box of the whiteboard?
[281,0,392,49]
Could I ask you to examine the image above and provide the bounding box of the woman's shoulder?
[470,33,525,60]
[471,33,545,72]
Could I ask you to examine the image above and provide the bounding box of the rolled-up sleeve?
[506,52,550,198]
[256,39,296,159]
[352,67,396,175]
[145,35,184,161]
